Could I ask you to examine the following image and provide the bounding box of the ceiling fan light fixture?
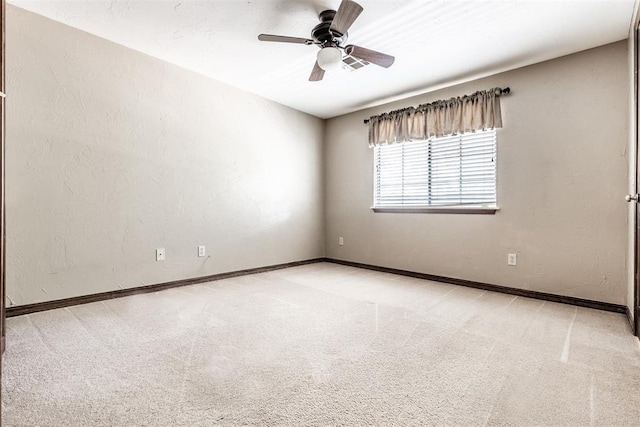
[317,46,342,71]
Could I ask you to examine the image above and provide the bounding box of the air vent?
[342,54,369,71]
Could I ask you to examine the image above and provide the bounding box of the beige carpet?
[2,262,640,426]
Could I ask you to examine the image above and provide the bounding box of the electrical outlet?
[338,237,344,246]
[156,248,165,261]
[198,245,206,257]
[507,253,517,266]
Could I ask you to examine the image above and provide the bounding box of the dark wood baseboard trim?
[325,258,628,315]
[7,257,628,319]
[626,306,637,335]
[6,258,326,317]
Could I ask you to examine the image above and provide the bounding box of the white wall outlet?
[198,245,206,257]
[507,253,517,266]
[156,248,165,261]
[338,237,344,246]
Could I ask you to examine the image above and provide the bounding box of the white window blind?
[374,130,496,208]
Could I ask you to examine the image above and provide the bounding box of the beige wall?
[6,6,631,308]
[6,6,325,306]
[325,41,629,305]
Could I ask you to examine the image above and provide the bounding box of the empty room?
[2,0,640,425]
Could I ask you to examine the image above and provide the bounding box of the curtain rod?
[362,87,511,124]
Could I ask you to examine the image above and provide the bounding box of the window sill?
[371,206,499,214]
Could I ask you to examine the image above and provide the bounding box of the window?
[373,130,497,211]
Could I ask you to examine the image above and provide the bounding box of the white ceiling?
[9,0,637,119]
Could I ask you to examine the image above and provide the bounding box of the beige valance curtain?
[368,87,505,147]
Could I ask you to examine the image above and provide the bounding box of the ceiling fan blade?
[329,0,363,36]
[309,61,325,81]
[345,45,395,68]
[258,34,314,45]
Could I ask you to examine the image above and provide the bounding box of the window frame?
[371,130,499,214]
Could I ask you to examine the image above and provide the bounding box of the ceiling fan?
[258,0,395,81]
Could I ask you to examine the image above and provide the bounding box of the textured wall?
[6,6,325,306]
[325,41,629,305]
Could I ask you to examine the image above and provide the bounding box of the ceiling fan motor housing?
[312,10,347,46]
